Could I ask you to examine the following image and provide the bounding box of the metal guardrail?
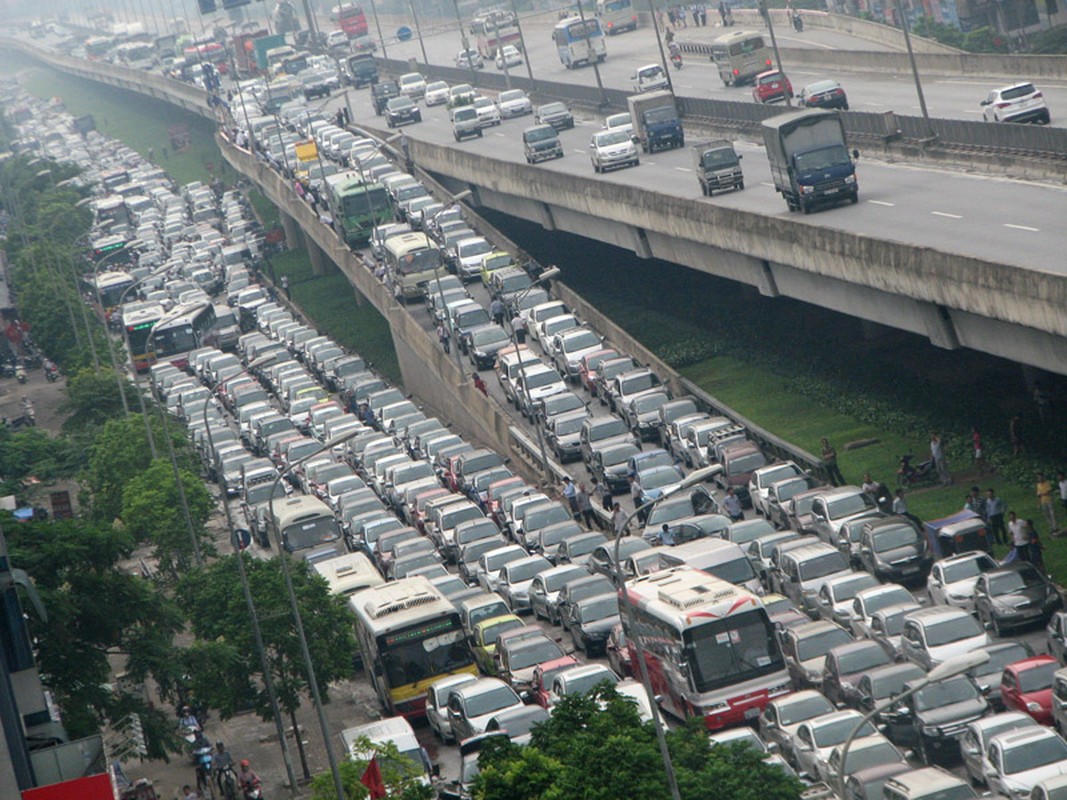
[376,56,1067,161]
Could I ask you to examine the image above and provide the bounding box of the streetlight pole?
[407,0,429,64]
[451,0,479,85]
[504,0,537,88]
[894,0,934,138]
[835,650,990,798]
[367,0,388,59]
[759,0,791,107]
[648,0,674,94]
[574,0,607,106]
[492,16,512,91]
[611,464,722,800]
[266,428,365,800]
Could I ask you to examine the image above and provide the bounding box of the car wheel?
[917,735,932,765]
[593,162,600,173]
[992,615,1002,637]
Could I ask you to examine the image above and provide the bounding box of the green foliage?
[175,555,358,721]
[0,426,82,489]
[64,367,140,431]
[309,738,434,800]
[912,15,965,48]
[5,518,184,757]
[1028,24,1067,53]
[474,687,802,800]
[962,26,1008,53]
[121,459,215,577]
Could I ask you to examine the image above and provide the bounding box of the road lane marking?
[868,200,895,207]
[760,182,775,188]
[931,211,962,219]
[493,132,507,137]
[1004,223,1039,232]
[572,149,586,155]
[674,167,692,172]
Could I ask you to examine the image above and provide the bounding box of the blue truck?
[627,90,684,154]
[762,109,858,214]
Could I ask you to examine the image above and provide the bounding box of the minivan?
[523,125,563,163]
[452,106,482,141]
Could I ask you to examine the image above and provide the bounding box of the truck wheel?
[850,193,858,204]
[801,201,812,215]
[737,181,744,190]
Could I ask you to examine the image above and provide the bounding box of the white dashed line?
[572,149,586,155]
[931,211,962,219]
[674,167,692,173]
[868,200,895,207]
[760,182,775,188]
[1004,223,1039,232]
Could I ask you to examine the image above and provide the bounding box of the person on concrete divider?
[562,476,579,520]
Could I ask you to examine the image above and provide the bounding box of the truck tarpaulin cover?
[23,773,114,800]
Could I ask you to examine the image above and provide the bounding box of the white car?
[454,237,494,281]
[495,44,523,69]
[472,96,502,128]
[496,89,532,118]
[748,461,804,517]
[793,710,880,783]
[927,550,998,612]
[548,663,618,707]
[987,727,1067,799]
[849,583,914,638]
[426,674,478,743]
[589,129,639,173]
[981,81,1050,124]
[448,83,477,107]
[455,49,484,69]
[899,605,991,671]
[424,80,450,106]
[631,63,669,93]
[603,112,633,136]
[758,690,835,766]
[398,71,426,99]
[552,327,604,383]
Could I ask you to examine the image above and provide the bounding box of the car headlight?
[947,592,969,601]
[1027,701,1043,712]
[921,724,941,737]
[843,174,856,185]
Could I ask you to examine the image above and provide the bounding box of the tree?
[308,738,434,800]
[121,458,215,577]
[176,555,359,778]
[474,687,803,800]
[5,518,185,759]
[64,366,139,431]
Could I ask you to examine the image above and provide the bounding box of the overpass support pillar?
[279,210,302,251]
[755,260,780,298]
[537,203,556,231]
[307,240,330,276]
[919,302,961,351]
[631,227,653,260]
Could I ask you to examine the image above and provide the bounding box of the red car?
[1001,654,1058,725]
[530,655,581,708]
[578,348,619,396]
[752,69,793,104]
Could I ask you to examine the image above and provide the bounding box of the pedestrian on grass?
[1009,511,1029,562]
[1010,413,1024,455]
[930,432,951,486]
[986,488,1007,546]
[1037,472,1057,532]
[892,488,908,516]
[972,426,989,476]
[821,437,844,486]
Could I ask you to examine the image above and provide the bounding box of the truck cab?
[626,90,684,154]
[762,109,858,214]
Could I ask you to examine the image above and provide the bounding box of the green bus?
[324,172,392,248]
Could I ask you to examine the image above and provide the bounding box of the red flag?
[360,755,387,800]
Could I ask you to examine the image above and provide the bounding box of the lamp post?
[451,0,480,84]
[90,246,139,416]
[893,0,934,139]
[407,0,429,64]
[759,0,791,107]
[266,427,366,800]
[200,387,299,796]
[648,0,674,94]
[611,464,722,800]
[504,0,537,88]
[507,266,560,485]
[574,0,607,106]
[367,0,388,59]
[835,650,990,799]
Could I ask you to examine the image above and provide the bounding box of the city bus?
[551,17,606,69]
[331,3,369,38]
[710,30,772,87]
[324,173,391,248]
[150,302,217,370]
[350,576,477,718]
[473,15,522,60]
[115,40,155,70]
[270,495,345,560]
[596,0,639,35]
[621,566,790,730]
[383,232,443,302]
[93,270,136,310]
[123,301,166,372]
[93,195,130,232]
[91,235,132,265]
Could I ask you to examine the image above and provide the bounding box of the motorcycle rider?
[215,741,236,792]
[239,759,262,798]
[668,40,682,68]
[178,706,201,732]
[20,396,35,426]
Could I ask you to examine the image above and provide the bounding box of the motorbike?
[898,454,937,488]
[792,10,804,31]
[15,364,26,384]
[218,766,239,800]
[670,52,683,70]
[44,363,59,382]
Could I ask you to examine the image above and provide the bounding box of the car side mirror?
[980,99,990,106]
[852,148,860,160]
[738,153,744,160]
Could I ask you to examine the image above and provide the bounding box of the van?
[450,105,482,141]
[658,539,761,594]
[339,717,432,784]
[523,125,563,163]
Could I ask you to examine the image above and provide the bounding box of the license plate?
[824,187,839,194]
[744,707,760,720]
[770,83,779,89]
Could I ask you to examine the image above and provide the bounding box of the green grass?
[17,63,220,187]
[270,250,401,386]
[247,189,280,230]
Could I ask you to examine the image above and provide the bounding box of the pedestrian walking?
[1009,511,1030,562]
[629,474,647,523]
[592,477,612,514]
[1010,413,1024,455]
[723,487,743,522]
[490,297,506,326]
[280,274,290,300]
[892,488,908,516]
[1059,471,1067,521]
[966,485,987,519]
[612,502,628,536]
[820,437,844,486]
[436,322,450,353]
[577,482,597,529]
[699,3,708,25]
[692,3,700,26]
[971,426,989,476]
[718,1,728,24]
[511,314,528,345]
[986,488,1007,546]
[563,476,580,520]
[930,432,951,486]
[1029,520,1046,571]
[472,372,488,396]
[1037,472,1057,532]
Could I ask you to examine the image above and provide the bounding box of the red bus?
[331,4,369,38]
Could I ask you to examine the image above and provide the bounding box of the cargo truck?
[690,139,743,196]
[232,29,269,77]
[344,53,378,88]
[626,90,684,153]
[252,33,286,73]
[761,109,858,213]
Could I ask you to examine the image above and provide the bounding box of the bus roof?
[350,576,457,635]
[623,565,761,630]
[712,29,763,45]
[311,552,384,596]
[124,303,166,327]
[152,300,212,329]
[95,270,134,288]
[271,494,334,528]
[384,232,434,257]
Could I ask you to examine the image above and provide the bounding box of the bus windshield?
[379,619,470,685]
[342,186,387,217]
[283,516,342,551]
[684,609,783,693]
[153,324,196,356]
[396,248,441,276]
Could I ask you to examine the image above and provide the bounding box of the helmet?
[240,759,250,768]
[216,742,225,749]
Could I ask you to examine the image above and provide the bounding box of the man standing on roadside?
[562,476,579,520]
[1037,472,1056,532]
[1009,511,1030,562]
[821,437,844,486]
[986,488,1007,546]
[511,314,528,345]
[612,503,628,536]
[930,432,951,486]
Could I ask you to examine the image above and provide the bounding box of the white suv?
[981,82,1050,123]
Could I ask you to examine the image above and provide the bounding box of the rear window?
[1002,83,1036,100]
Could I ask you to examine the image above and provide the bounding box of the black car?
[385,96,422,128]
[858,517,933,586]
[372,80,400,115]
[975,562,1063,635]
[569,593,621,656]
[853,662,925,719]
[535,102,575,131]
[880,675,988,765]
[967,641,1034,710]
[798,79,849,110]
[822,640,892,709]
[466,323,511,370]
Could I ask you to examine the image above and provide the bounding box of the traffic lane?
[343,84,1067,274]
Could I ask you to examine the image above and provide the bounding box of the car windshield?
[794,144,850,172]
[924,615,983,646]
[880,608,913,636]
[580,595,619,623]
[472,328,509,347]
[510,639,563,670]
[942,555,996,584]
[563,669,618,696]
[988,566,1044,594]
[460,240,492,257]
[870,667,923,700]
[778,695,833,727]
[597,131,630,146]
[702,555,755,586]
[480,617,523,647]
[872,525,920,552]
[796,627,852,662]
[647,497,701,527]
[621,373,659,394]
[797,552,849,581]
[553,416,585,437]
[603,445,640,467]
[813,716,875,747]
[591,419,628,440]
[827,493,877,519]
[832,575,876,603]
[526,370,561,389]
[1019,661,1058,693]
[542,103,566,116]
[837,741,900,776]
[466,685,518,718]
[544,568,584,592]
[730,452,768,473]
[509,559,548,583]
[1001,83,1036,100]
[634,394,667,414]
[864,587,913,616]
[500,91,525,102]
[564,330,601,351]
[794,495,818,515]
[642,466,683,490]
[838,646,889,674]
[526,127,556,143]
[977,645,1032,677]
[1002,735,1067,775]
[685,609,785,693]
[468,600,509,628]
[758,464,800,488]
